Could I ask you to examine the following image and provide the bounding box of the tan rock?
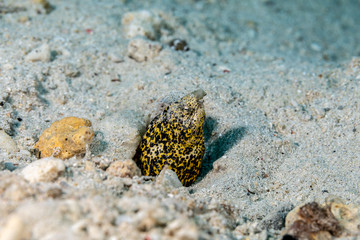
[106,159,141,178]
[34,117,94,159]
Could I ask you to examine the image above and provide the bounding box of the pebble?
[34,117,94,159]
[0,130,19,154]
[155,166,183,192]
[25,43,51,62]
[169,39,189,51]
[127,37,162,62]
[310,42,322,52]
[0,215,29,240]
[121,10,162,40]
[106,159,141,178]
[281,197,360,239]
[21,157,66,183]
[327,197,360,236]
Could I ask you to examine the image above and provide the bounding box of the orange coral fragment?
[34,117,94,159]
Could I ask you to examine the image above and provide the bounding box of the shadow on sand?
[198,117,246,181]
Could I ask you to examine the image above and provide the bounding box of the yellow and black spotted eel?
[134,89,206,186]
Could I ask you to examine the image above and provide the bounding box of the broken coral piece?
[25,43,51,62]
[327,197,360,236]
[34,117,94,159]
[282,197,360,240]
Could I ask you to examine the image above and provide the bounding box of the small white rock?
[310,42,322,52]
[0,130,19,154]
[25,43,51,62]
[121,10,161,40]
[127,37,162,62]
[156,166,183,192]
[21,157,65,183]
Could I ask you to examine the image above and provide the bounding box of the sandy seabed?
[1,0,360,239]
